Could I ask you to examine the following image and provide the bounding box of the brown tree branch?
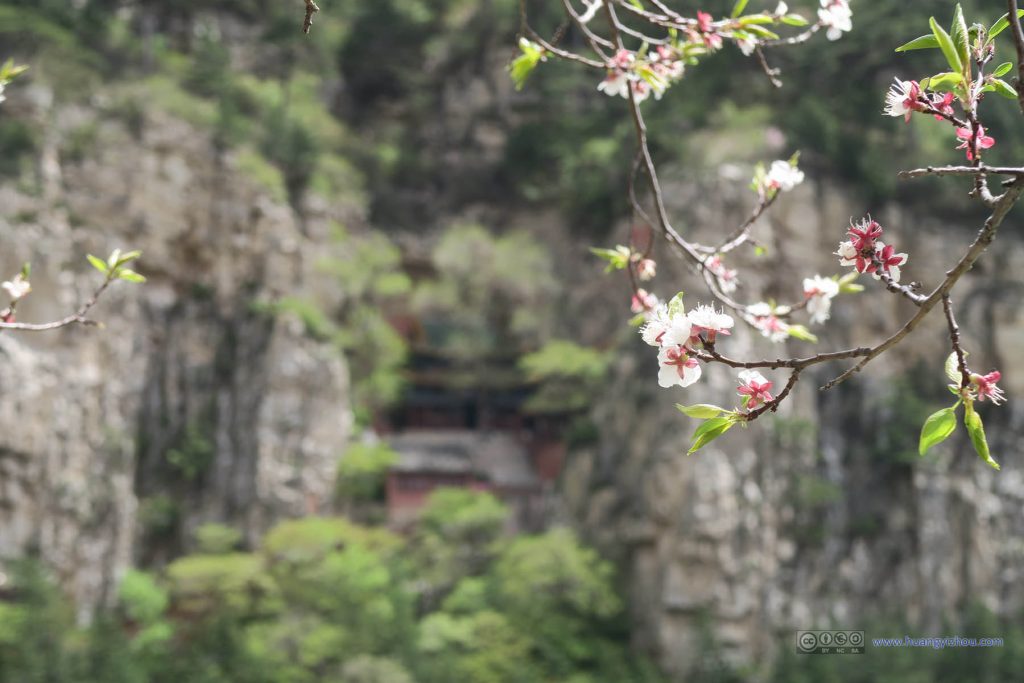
[0,275,116,332]
[1008,0,1024,115]
[302,0,319,34]
[942,293,971,388]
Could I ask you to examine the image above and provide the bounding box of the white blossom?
[687,304,734,343]
[818,0,852,41]
[803,275,839,324]
[657,345,702,388]
[2,273,30,302]
[765,160,804,192]
[748,302,790,343]
[597,71,630,98]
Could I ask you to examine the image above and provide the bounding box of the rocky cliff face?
[0,83,352,617]
[561,174,1024,676]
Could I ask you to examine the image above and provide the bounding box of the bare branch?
[898,165,1024,179]
[942,294,971,388]
[302,0,319,34]
[0,276,116,333]
[1008,0,1024,115]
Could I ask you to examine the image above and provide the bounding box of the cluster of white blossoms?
[834,218,908,283]
[747,302,790,343]
[640,301,735,388]
[638,299,782,413]
[597,46,686,103]
[705,254,738,293]
[802,275,840,324]
[818,0,853,41]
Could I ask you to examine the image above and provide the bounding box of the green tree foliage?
[335,442,400,504]
[413,224,558,364]
[0,491,662,683]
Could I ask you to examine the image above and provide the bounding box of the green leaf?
[589,246,630,273]
[19,262,30,279]
[781,15,809,27]
[921,71,963,92]
[787,325,818,343]
[628,0,644,9]
[739,14,775,26]
[919,405,958,455]
[677,404,728,419]
[989,78,1018,99]
[688,417,735,455]
[107,249,122,269]
[628,313,647,328]
[730,0,748,18]
[87,254,109,275]
[930,17,963,75]
[0,59,27,81]
[964,405,1000,470]
[115,250,143,267]
[509,38,544,91]
[895,34,940,52]
[743,25,780,40]
[667,292,685,317]
[950,5,970,71]
[117,269,147,283]
[945,351,966,385]
[993,61,1014,78]
[989,9,1024,40]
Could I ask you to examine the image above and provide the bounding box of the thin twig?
[942,294,971,388]
[302,0,319,34]
[898,165,1024,179]
[0,276,115,332]
[1008,0,1024,115]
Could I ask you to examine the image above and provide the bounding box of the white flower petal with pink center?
[637,258,657,281]
[687,304,734,343]
[631,288,660,314]
[640,305,670,347]
[737,369,775,408]
[803,275,839,324]
[818,0,852,41]
[2,274,30,302]
[973,371,1006,405]
[748,302,789,342]
[657,345,702,388]
[598,71,630,99]
[835,240,857,268]
[884,79,918,121]
[765,160,805,192]
[660,312,693,347]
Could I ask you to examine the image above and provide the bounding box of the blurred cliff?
[1,0,1024,680]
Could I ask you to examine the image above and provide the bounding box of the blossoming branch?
[513,1,1024,468]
